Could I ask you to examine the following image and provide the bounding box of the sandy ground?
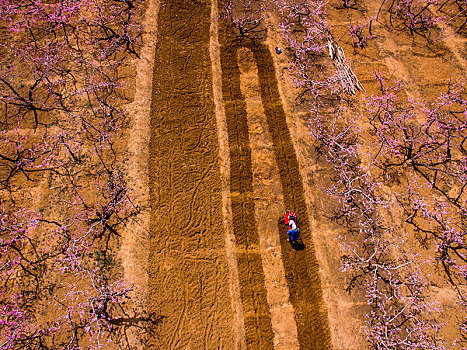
[127,0,363,349]
[325,1,467,345]
[119,0,160,348]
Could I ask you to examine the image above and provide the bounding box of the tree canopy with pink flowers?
[0,0,154,348]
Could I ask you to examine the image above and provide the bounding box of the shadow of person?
[289,237,305,251]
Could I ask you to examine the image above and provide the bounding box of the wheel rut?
[251,41,332,350]
[220,40,276,350]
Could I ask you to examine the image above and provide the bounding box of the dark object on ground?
[284,210,303,248]
[275,47,282,54]
[290,237,305,251]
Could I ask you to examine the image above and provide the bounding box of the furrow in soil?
[220,40,276,350]
[238,46,300,350]
[248,41,333,350]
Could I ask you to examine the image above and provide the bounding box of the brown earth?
[120,0,467,349]
[147,0,236,348]
[141,0,333,348]
[325,1,467,346]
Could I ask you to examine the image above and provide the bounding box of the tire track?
[147,0,235,348]
[238,46,300,350]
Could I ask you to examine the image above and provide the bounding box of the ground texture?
[146,0,332,349]
[121,0,467,349]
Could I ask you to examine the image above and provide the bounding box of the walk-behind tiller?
[283,210,302,245]
[284,210,297,225]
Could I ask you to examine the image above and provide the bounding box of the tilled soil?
[146,0,332,349]
[219,27,332,349]
[147,0,235,348]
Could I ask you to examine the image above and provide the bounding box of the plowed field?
[147,0,235,348]
[146,0,332,349]
[129,0,467,349]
